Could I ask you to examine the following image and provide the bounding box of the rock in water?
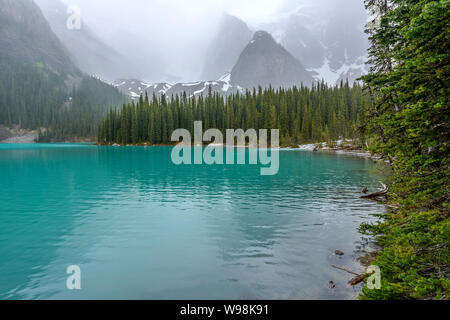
[328,281,336,289]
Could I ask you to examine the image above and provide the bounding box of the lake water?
[0,144,385,300]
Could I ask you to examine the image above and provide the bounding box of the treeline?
[98,81,366,146]
[359,0,449,299]
[0,56,67,129]
[38,77,128,141]
[0,55,127,141]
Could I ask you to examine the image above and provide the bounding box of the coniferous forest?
[0,55,127,141]
[98,0,450,300]
[357,0,449,299]
[0,0,447,301]
[98,82,365,146]
[38,76,128,141]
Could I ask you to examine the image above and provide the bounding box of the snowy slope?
[113,73,242,99]
[258,4,369,85]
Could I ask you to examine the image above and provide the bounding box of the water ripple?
[0,145,386,300]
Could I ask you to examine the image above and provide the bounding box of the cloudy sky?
[58,0,366,81]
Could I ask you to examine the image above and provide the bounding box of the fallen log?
[331,264,360,276]
[361,182,389,199]
[331,264,367,286]
[348,274,366,286]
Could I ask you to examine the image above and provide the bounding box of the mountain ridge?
[230,30,314,89]
[34,0,134,81]
[0,0,79,77]
[201,13,253,81]
[260,5,369,85]
[113,73,244,99]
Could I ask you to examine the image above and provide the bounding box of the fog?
[57,0,367,82]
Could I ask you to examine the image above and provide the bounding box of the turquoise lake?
[0,144,385,300]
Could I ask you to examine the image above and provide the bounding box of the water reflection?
[0,145,385,299]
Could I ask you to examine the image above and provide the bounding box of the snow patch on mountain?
[182,81,202,87]
[219,73,232,92]
[114,73,241,100]
[309,55,368,85]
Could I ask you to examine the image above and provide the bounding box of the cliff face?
[0,0,79,76]
[231,31,314,89]
[35,0,132,81]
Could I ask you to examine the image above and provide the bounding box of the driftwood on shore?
[331,264,367,286]
[360,182,389,199]
[348,274,367,286]
[331,264,360,276]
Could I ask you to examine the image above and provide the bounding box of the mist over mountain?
[61,0,368,85]
[0,0,126,136]
[24,0,370,92]
[0,0,369,136]
[259,1,369,84]
[0,0,79,77]
[35,0,134,81]
[201,13,252,81]
[231,31,314,89]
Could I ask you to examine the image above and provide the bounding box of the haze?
[57,0,367,82]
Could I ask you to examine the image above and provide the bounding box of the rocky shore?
[296,139,383,161]
[0,125,38,144]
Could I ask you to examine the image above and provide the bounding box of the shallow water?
[0,144,384,299]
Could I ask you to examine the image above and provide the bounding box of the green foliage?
[40,76,128,141]
[360,0,449,299]
[0,55,67,129]
[99,82,366,146]
[0,54,127,141]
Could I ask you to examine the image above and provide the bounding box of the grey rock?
[231,31,314,89]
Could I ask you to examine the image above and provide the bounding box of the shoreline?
[1,137,383,163]
[2,138,385,298]
[95,140,383,162]
[295,140,383,162]
[0,125,38,144]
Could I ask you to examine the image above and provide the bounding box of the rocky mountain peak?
[230,30,314,89]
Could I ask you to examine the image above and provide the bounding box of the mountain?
[0,0,126,139]
[0,0,79,128]
[35,0,133,81]
[230,31,314,89]
[114,73,243,99]
[0,0,79,77]
[201,13,253,81]
[267,9,325,70]
[262,4,369,85]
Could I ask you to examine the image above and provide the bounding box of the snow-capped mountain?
[113,73,243,99]
[260,4,369,85]
[230,31,314,89]
[202,8,369,87]
[115,29,317,98]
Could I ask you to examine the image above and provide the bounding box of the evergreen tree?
[99,83,366,147]
[360,0,449,300]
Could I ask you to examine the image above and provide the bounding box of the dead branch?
[348,274,367,286]
[361,181,389,199]
[331,264,360,276]
[331,264,369,286]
